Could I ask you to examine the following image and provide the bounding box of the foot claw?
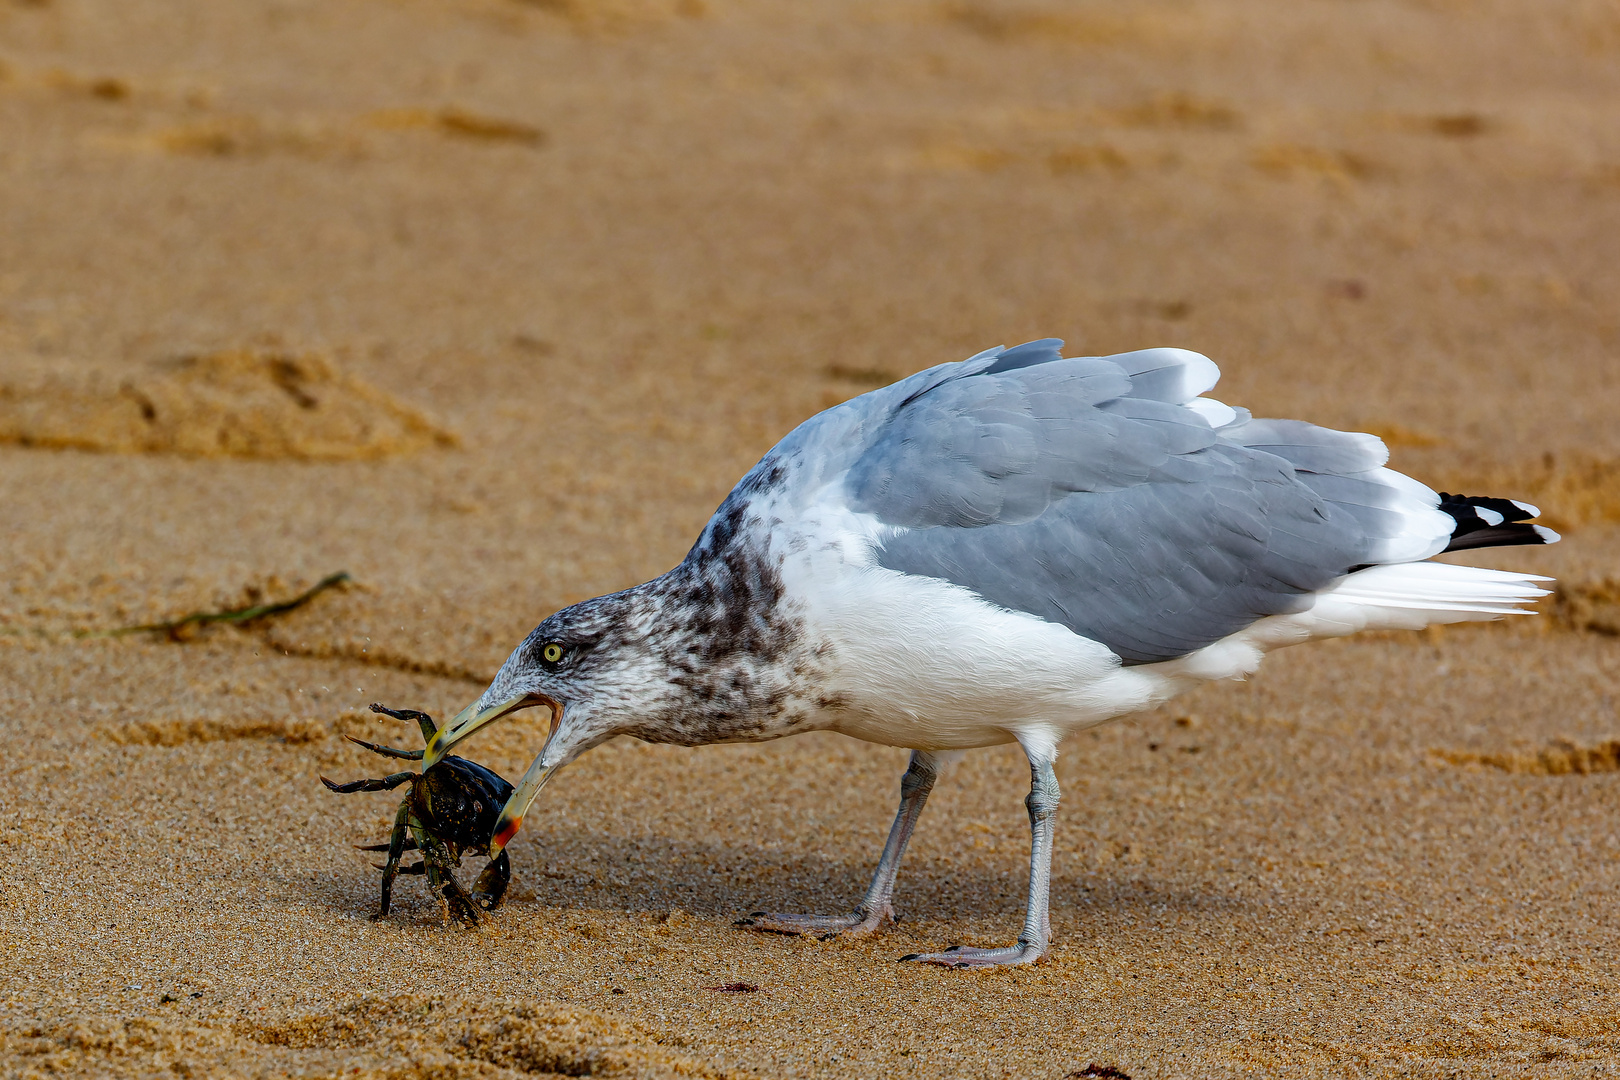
[736,909,889,938]
[898,943,1045,968]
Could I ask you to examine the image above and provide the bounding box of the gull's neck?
[597,487,832,745]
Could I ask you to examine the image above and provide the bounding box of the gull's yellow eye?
[541,642,565,665]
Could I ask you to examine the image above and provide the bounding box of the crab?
[322,703,514,926]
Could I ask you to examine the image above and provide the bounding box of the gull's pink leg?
[738,749,947,938]
[902,751,1059,968]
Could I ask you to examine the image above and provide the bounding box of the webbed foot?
[898,942,1045,968]
[735,906,889,940]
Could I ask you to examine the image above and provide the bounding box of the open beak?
[487,748,563,858]
[422,692,557,769]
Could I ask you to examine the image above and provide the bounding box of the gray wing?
[844,339,1447,664]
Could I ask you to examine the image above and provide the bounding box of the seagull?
[423,339,1556,967]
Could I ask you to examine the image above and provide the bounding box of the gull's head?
[423,590,678,855]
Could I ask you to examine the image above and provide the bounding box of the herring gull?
[423,339,1555,967]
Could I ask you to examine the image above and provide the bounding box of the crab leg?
[321,772,414,794]
[374,801,412,919]
[369,703,438,742]
[344,735,423,760]
[414,819,483,926]
[439,871,485,926]
[358,837,419,853]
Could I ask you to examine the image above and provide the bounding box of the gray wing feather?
[1106,347,1221,403]
[982,337,1066,375]
[846,340,1418,664]
[1218,416,1448,563]
[1219,417,1386,474]
[844,358,1213,528]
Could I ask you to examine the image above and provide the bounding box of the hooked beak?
[422,692,557,769]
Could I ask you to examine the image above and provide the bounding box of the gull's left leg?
[902,748,1059,968]
[738,749,949,939]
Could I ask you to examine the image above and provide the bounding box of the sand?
[2,0,1618,1076]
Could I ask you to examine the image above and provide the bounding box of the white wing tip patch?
[1347,430,1392,469]
[1102,347,1221,401]
[1173,350,1221,399]
[1183,397,1238,429]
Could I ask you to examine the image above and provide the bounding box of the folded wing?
[845,339,1454,664]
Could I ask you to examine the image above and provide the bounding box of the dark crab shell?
[414,755,514,856]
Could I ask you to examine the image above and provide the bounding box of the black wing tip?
[1438,493,1559,552]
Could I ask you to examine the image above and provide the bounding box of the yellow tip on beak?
[422,692,556,769]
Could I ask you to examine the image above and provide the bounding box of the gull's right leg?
[901,747,1058,968]
[738,750,947,940]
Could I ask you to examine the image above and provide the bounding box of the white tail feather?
[1154,562,1551,684]
[1329,562,1550,614]
[1264,562,1551,648]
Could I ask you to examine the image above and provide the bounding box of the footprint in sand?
[0,348,457,460]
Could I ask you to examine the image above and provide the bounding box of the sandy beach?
[2,1,1619,1076]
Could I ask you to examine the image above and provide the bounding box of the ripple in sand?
[366,106,545,146]
[1556,578,1620,636]
[12,995,730,1079]
[938,2,1194,48]
[145,115,355,159]
[1252,144,1383,182]
[104,714,335,747]
[0,349,458,460]
[1103,92,1242,131]
[514,0,710,28]
[1433,737,1620,776]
